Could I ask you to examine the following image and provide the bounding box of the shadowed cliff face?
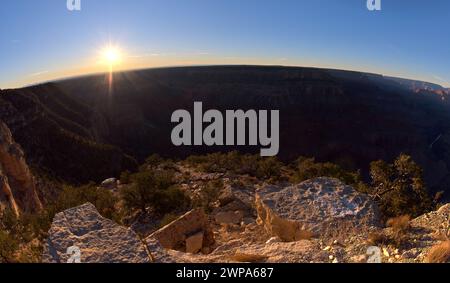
[1,66,450,199]
[0,121,42,216]
[0,85,138,184]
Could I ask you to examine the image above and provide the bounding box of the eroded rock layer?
[256,177,380,241]
[0,121,42,216]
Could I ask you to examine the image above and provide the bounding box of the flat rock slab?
[42,203,152,263]
[148,208,214,251]
[256,177,380,241]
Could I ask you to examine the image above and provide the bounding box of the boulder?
[256,177,380,241]
[42,203,153,263]
[148,208,214,252]
[100,178,118,190]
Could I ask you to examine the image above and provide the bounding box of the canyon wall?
[0,121,42,216]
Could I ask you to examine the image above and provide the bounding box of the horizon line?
[2,64,449,90]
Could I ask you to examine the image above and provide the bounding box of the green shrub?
[369,154,432,218]
[192,179,223,213]
[186,151,283,180]
[0,208,19,233]
[289,157,364,187]
[256,156,283,180]
[121,170,190,215]
[120,170,132,184]
[145,154,163,168]
[49,183,121,222]
[0,230,18,263]
[153,186,190,214]
[205,179,223,200]
[0,207,52,262]
[20,211,53,240]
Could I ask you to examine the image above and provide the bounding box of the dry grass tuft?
[367,231,387,246]
[425,241,450,263]
[386,215,410,246]
[386,215,410,232]
[230,252,268,263]
[295,230,315,241]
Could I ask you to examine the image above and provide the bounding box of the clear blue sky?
[1,0,449,88]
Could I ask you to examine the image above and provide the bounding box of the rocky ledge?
[256,178,380,241]
[42,203,152,263]
[42,178,448,263]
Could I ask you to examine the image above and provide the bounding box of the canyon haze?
[1,65,450,200]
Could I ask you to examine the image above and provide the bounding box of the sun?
[101,46,122,68]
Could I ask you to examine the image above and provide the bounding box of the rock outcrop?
[256,177,380,241]
[367,203,450,263]
[411,203,449,236]
[100,178,119,191]
[0,121,42,216]
[40,182,449,263]
[43,203,153,263]
[148,209,214,253]
[0,88,138,186]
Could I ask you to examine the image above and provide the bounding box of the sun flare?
[101,46,122,69]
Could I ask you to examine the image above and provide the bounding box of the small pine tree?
[369,154,432,218]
